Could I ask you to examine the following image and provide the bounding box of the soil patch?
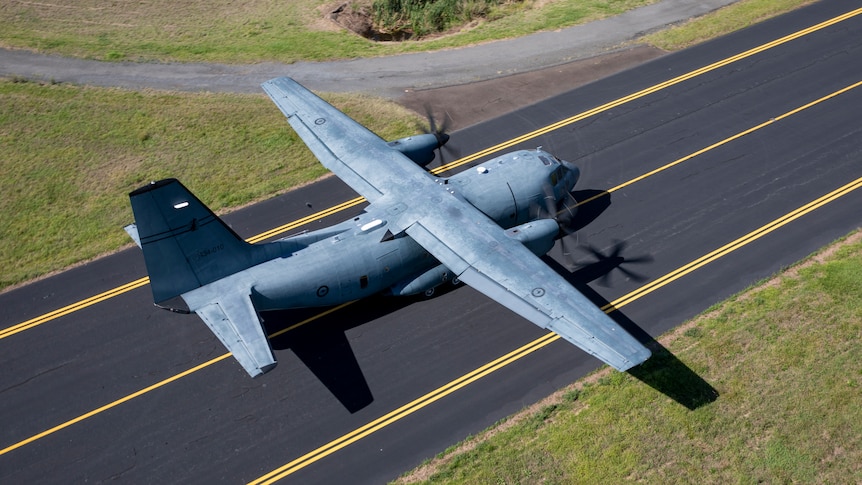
[396,44,666,131]
[328,1,415,41]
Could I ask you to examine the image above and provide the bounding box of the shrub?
[372,0,503,38]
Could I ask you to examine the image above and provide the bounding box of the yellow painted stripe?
[0,200,361,340]
[0,277,151,340]
[3,172,860,463]
[249,332,560,484]
[605,175,862,311]
[0,353,233,457]
[0,305,353,457]
[249,178,862,485]
[246,197,366,244]
[3,7,859,341]
[431,6,862,175]
[2,8,862,464]
[576,79,862,207]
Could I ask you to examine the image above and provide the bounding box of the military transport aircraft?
[125,77,651,378]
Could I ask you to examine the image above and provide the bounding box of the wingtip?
[615,347,652,372]
[248,361,278,378]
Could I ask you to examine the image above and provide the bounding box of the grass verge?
[0,0,656,63]
[395,231,862,483]
[642,0,817,50]
[0,78,421,290]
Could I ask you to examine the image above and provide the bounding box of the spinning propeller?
[533,181,582,265]
[532,181,652,286]
[420,104,458,168]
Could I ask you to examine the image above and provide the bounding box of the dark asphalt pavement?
[2,1,861,483]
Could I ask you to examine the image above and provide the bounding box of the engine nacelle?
[390,264,454,296]
[387,133,442,167]
[391,219,559,298]
[504,218,560,257]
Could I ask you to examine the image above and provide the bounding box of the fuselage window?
[360,275,369,289]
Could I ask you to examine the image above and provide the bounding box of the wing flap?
[192,291,276,378]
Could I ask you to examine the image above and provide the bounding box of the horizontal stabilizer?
[124,223,141,248]
[191,290,276,378]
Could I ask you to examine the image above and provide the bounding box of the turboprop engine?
[387,133,449,167]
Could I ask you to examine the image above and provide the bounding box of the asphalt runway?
[2,1,862,483]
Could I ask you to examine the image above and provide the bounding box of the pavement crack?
[0,361,70,394]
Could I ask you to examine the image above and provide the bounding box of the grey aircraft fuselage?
[231,148,580,312]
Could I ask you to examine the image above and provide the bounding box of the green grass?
[0,0,818,63]
[395,232,862,484]
[0,78,421,289]
[0,0,657,63]
[643,0,817,50]
[0,0,820,290]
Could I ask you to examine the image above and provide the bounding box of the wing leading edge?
[263,76,650,372]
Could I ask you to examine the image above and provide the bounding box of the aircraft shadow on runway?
[261,285,465,413]
[260,187,716,413]
[544,256,719,411]
[568,189,612,232]
[262,297,400,414]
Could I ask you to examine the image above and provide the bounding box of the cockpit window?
[549,166,564,185]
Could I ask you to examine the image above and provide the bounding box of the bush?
[372,0,502,38]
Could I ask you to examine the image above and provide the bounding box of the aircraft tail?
[128,179,270,303]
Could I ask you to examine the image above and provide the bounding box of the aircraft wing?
[405,222,650,371]
[262,77,650,371]
[262,77,394,203]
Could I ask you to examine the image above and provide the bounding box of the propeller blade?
[541,182,557,220]
[421,104,454,168]
[556,191,579,236]
[559,235,578,268]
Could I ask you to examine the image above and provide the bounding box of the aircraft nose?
[565,163,581,188]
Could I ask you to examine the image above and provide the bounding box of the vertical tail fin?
[128,179,269,303]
